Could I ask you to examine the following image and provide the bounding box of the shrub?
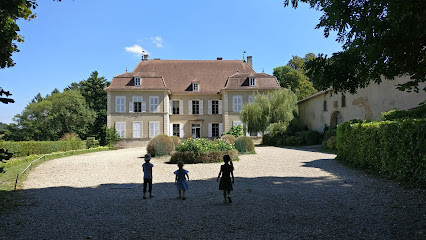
[282,135,304,146]
[336,119,426,185]
[323,136,337,150]
[175,138,234,153]
[170,149,238,164]
[295,130,322,145]
[60,132,81,141]
[222,125,243,138]
[147,135,175,157]
[86,137,99,148]
[170,136,180,149]
[105,127,121,147]
[381,104,426,120]
[221,134,235,143]
[0,141,86,157]
[234,136,255,153]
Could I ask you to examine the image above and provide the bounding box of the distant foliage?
[60,132,81,141]
[381,104,426,120]
[336,119,426,186]
[0,141,86,157]
[295,130,322,145]
[170,150,238,164]
[234,136,255,153]
[147,135,175,157]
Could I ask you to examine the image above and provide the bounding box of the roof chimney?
[247,56,252,68]
[217,57,222,60]
[142,54,149,61]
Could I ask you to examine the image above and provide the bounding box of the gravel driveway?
[1,146,425,239]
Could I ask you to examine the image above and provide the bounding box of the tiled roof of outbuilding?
[105,59,280,93]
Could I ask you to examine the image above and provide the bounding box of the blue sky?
[0,0,342,124]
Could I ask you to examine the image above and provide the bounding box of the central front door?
[191,124,201,138]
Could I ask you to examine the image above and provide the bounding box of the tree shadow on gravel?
[1,173,425,239]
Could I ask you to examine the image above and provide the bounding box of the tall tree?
[3,90,96,141]
[284,0,426,93]
[65,71,110,144]
[273,53,317,99]
[241,89,298,134]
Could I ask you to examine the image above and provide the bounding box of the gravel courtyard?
[1,146,425,239]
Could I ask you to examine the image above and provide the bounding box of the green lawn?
[0,147,111,213]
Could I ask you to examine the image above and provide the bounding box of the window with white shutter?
[115,122,125,138]
[150,96,159,113]
[133,122,142,138]
[116,96,125,113]
[233,96,242,112]
[149,122,159,138]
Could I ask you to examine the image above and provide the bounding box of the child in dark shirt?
[142,153,154,199]
[217,155,234,203]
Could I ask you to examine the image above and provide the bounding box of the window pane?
[192,100,199,114]
[212,100,218,114]
[173,101,180,114]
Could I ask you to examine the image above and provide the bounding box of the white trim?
[218,100,222,114]
[129,102,134,113]
[179,123,184,138]
[208,123,212,138]
[169,123,173,137]
[134,77,141,86]
[169,100,173,114]
[219,123,223,136]
[142,102,147,112]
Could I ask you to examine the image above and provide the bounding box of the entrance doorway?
[330,111,343,127]
[191,124,201,138]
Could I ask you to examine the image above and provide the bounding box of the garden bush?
[86,137,99,148]
[147,135,175,157]
[60,132,81,141]
[0,140,86,157]
[234,136,255,153]
[170,149,238,164]
[105,127,120,147]
[323,136,337,150]
[381,104,426,120]
[221,134,235,143]
[295,130,322,145]
[222,125,243,138]
[172,138,236,164]
[170,136,180,149]
[336,119,426,185]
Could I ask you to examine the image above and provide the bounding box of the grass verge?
[0,147,111,213]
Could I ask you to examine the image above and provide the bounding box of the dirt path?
[1,146,425,239]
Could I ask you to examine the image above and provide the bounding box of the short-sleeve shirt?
[174,169,188,181]
[142,162,154,179]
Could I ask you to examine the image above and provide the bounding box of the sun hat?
[144,153,151,161]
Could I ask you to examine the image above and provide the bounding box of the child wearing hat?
[142,153,154,199]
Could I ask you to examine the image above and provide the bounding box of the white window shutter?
[169,100,173,114]
[149,122,154,138]
[179,100,184,115]
[208,123,212,138]
[219,123,223,136]
[169,123,173,136]
[199,100,204,115]
[208,100,212,115]
[129,102,134,113]
[218,100,222,114]
[188,100,192,115]
[142,102,147,112]
[179,124,184,138]
[233,97,237,112]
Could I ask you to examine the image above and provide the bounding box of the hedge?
[170,149,238,164]
[381,104,426,120]
[147,135,175,157]
[234,136,255,153]
[0,141,87,157]
[336,119,426,185]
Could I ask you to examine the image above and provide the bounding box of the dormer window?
[249,77,256,87]
[193,82,199,91]
[134,77,141,86]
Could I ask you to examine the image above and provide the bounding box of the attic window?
[249,77,256,87]
[134,77,141,86]
[193,82,199,91]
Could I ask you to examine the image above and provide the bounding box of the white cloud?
[151,36,163,48]
[124,44,149,57]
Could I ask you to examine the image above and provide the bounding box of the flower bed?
[171,138,238,164]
